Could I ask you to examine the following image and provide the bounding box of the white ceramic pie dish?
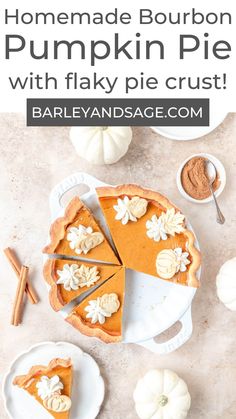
[176,153,226,204]
[2,341,105,419]
[44,172,201,354]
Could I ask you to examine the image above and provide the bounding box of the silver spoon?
[205,159,225,224]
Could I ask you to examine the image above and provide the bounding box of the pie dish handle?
[137,307,193,354]
[49,172,106,219]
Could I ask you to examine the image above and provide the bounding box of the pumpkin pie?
[44,258,123,311]
[43,196,120,265]
[96,184,201,287]
[13,358,73,419]
[66,267,125,343]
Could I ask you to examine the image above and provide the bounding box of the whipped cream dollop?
[57,263,100,291]
[174,247,190,273]
[146,208,185,242]
[56,263,80,291]
[114,196,148,225]
[85,293,120,324]
[146,215,168,242]
[36,375,64,401]
[67,224,104,254]
[156,248,190,279]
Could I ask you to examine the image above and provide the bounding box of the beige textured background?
[1,114,236,418]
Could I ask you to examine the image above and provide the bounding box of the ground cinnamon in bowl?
[181,156,220,200]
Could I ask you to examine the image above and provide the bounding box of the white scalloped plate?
[2,341,105,419]
[151,111,227,140]
[45,173,201,354]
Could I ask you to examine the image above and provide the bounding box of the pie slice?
[96,184,201,287]
[66,267,125,343]
[43,196,120,265]
[13,358,73,419]
[44,258,123,311]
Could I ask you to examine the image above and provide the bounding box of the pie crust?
[66,267,125,343]
[13,358,73,419]
[96,184,201,288]
[43,196,120,265]
[44,258,122,311]
[96,184,180,211]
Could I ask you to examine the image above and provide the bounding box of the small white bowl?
[176,153,226,204]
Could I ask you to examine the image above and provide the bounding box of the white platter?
[2,341,105,419]
[151,111,227,140]
[46,172,201,354]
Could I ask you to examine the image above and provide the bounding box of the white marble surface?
[1,114,236,418]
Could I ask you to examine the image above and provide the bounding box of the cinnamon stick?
[11,266,29,326]
[4,247,38,304]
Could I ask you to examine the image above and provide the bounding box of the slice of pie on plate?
[13,358,73,419]
[43,196,120,265]
[44,258,123,311]
[66,267,125,343]
[96,184,201,287]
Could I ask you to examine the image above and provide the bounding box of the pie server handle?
[136,306,193,354]
[49,172,107,220]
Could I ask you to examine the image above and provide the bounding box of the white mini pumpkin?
[133,369,191,419]
[216,257,236,310]
[70,126,132,165]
